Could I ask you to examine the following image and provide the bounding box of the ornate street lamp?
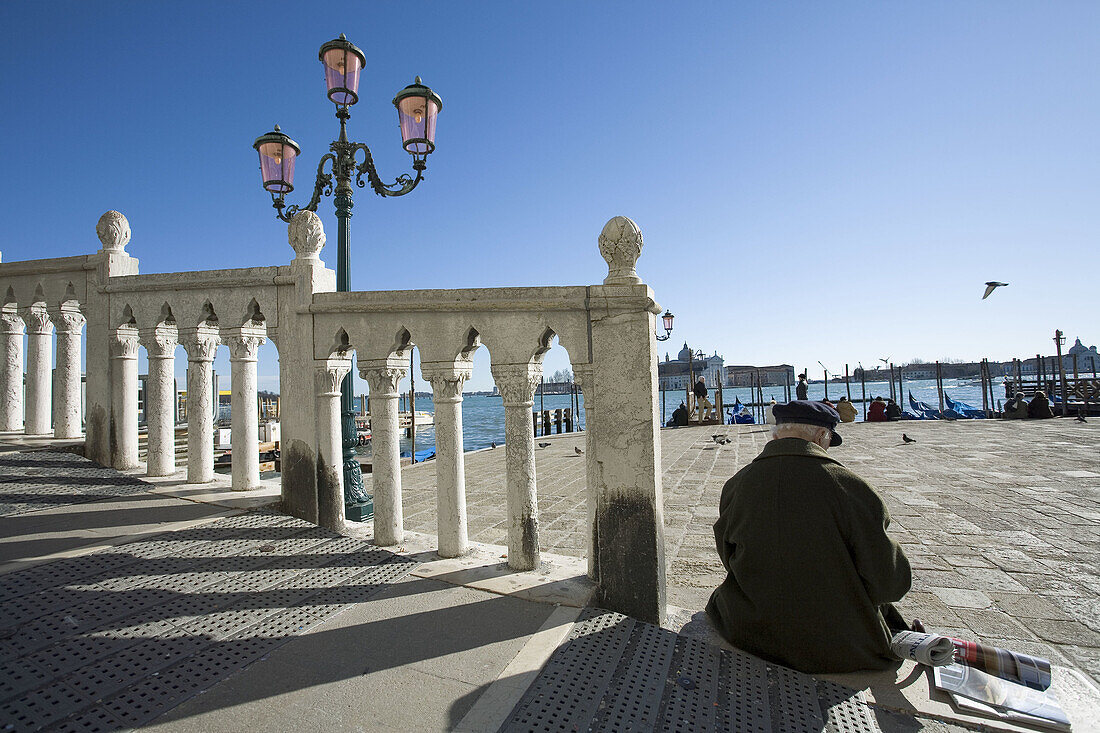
[655,310,674,341]
[253,34,441,521]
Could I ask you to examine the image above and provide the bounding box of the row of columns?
[0,307,86,438]
[106,323,267,492]
[315,356,591,577]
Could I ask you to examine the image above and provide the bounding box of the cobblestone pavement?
[0,505,417,732]
[385,419,1100,686]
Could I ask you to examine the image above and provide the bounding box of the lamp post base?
[345,499,374,522]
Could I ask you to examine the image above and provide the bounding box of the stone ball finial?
[598,215,644,285]
[289,210,326,261]
[96,210,131,253]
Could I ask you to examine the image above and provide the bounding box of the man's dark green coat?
[706,437,911,673]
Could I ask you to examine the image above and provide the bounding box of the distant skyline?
[1,2,1096,390]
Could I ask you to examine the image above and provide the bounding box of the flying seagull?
[982,281,1008,299]
[902,433,916,444]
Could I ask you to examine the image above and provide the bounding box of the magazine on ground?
[889,631,1069,730]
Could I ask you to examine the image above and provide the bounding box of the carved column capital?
[139,324,179,359]
[421,361,472,403]
[360,361,407,396]
[110,325,140,359]
[179,326,221,363]
[223,326,267,362]
[490,363,542,407]
[572,363,594,394]
[21,308,53,336]
[0,312,25,336]
[315,359,351,397]
[48,309,86,335]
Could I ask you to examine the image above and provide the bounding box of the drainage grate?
[1,503,418,733]
[816,679,882,733]
[499,610,879,733]
[767,663,825,733]
[500,609,636,732]
[659,636,722,732]
[592,621,678,731]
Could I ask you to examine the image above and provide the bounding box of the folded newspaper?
[890,631,1069,730]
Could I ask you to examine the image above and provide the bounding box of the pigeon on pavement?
[902,433,916,444]
[575,446,584,455]
[538,442,551,448]
[982,281,1008,299]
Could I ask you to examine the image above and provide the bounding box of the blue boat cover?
[731,399,755,424]
[907,392,940,419]
[943,393,987,419]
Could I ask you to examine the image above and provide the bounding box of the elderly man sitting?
[706,400,913,673]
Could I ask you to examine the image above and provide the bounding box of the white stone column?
[491,362,543,571]
[49,309,85,439]
[573,363,598,580]
[179,327,220,483]
[110,326,140,469]
[589,215,667,625]
[315,359,350,532]
[139,325,178,477]
[0,312,25,432]
[361,360,407,546]
[22,308,53,436]
[421,361,472,558]
[225,327,266,491]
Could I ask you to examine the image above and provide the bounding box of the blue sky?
[1,2,1097,391]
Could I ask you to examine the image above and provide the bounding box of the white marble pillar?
[22,308,53,436]
[315,359,350,532]
[49,309,85,439]
[110,326,140,469]
[589,215,667,625]
[139,325,178,477]
[0,312,25,432]
[225,327,266,491]
[361,360,407,546]
[491,362,543,571]
[421,361,472,558]
[573,363,598,580]
[179,327,220,483]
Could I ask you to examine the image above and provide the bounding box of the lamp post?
[1053,329,1069,417]
[654,311,673,424]
[254,35,442,520]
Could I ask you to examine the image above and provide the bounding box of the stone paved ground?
[383,418,1100,686]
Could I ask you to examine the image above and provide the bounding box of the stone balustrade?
[0,210,668,624]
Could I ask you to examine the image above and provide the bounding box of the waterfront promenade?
[1,419,1097,731]
[389,418,1100,686]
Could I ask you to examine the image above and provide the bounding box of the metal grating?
[0,485,418,733]
[659,636,722,732]
[816,679,882,733]
[499,610,880,733]
[591,621,678,731]
[767,663,826,733]
[500,609,635,732]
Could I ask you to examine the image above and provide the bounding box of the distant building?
[658,343,724,391]
[724,364,795,388]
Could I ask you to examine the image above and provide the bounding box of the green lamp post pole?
[253,35,442,520]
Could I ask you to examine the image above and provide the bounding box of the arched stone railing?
[0,210,668,624]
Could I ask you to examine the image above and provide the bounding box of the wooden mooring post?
[860,368,867,421]
[935,361,945,416]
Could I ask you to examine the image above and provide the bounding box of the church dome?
[677,342,691,361]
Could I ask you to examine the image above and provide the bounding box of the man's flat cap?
[773,400,843,446]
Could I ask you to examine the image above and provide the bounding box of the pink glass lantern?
[319,34,366,107]
[252,126,301,194]
[392,77,442,156]
[662,310,675,333]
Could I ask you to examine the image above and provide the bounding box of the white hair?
[771,422,831,446]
